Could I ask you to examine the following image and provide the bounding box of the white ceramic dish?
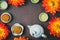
[11,23,24,36]
[39,12,48,22]
[1,12,11,23]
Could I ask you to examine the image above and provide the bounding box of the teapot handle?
[41,34,47,38]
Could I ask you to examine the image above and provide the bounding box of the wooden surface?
[0,0,60,40]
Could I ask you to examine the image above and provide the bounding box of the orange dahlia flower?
[0,22,10,40]
[14,36,29,40]
[8,0,25,7]
[42,0,60,15]
[57,1,60,11]
[48,17,60,37]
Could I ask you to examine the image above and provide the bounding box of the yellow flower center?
[50,1,55,6]
[48,0,58,7]
[53,22,60,33]
[0,28,5,37]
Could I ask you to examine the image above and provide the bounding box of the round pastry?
[1,12,11,23]
[39,12,48,22]
[31,0,39,4]
[11,23,24,36]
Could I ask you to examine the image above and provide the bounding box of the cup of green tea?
[39,12,48,22]
[31,0,39,4]
[0,1,8,10]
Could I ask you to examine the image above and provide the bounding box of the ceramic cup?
[39,12,48,22]
[0,1,8,10]
[11,23,24,36]
[31,0,39,4]
[1,12,11,23]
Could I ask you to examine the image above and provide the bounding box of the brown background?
[0,0,60,40]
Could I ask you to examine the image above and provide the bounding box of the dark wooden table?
[0,0,60,40]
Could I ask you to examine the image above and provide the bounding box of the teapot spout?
[27,25,31,29]
[41,34,47,38]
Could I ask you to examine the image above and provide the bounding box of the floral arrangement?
[48,17,60,37]
[14,36,29,40]
[42,0,60,15]
[8,0,25,7]
[57,2,60,11]
[0,22,10,40]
